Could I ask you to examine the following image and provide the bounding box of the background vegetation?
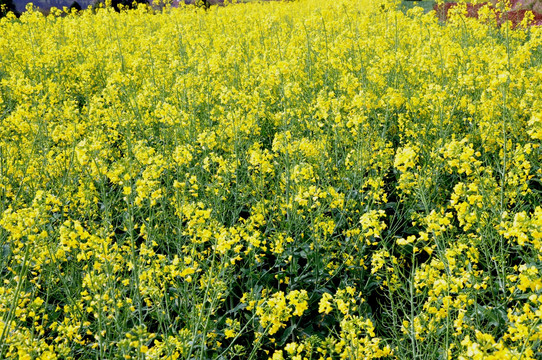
[0,0,18,16]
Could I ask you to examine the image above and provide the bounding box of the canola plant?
[0,0,541,358]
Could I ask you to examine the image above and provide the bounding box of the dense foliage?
[0,0,541,359]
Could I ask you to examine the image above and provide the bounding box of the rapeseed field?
[0,0,541,358]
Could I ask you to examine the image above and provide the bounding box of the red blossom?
[434,0,542,26]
